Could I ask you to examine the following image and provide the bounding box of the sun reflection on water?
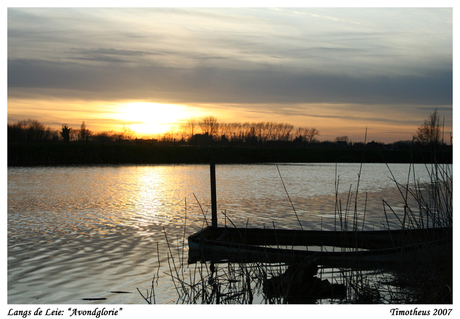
[8,163,438,303]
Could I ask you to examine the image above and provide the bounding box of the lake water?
[7,163,437,304]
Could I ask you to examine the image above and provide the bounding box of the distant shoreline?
[8,143,452,166]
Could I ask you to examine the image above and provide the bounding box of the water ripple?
[8,163,436,303]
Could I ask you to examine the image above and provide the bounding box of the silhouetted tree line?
[154,114,451,151]
[8,119,60,143]
[8,119,135,145]
[163,116,321,148]
[8,110,452,151]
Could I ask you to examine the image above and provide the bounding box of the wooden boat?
[188,164,452,268]
[188,225,452,268]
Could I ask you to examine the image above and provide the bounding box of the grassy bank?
[8,143,452,166]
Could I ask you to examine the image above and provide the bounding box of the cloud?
[7,7,452,143]
[68,48,164,63]
[8,56,452,106]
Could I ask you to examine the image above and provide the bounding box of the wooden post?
[210,162,217,228]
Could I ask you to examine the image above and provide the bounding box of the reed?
[137,242,161,304]
[337,160,452,304]
[333,161,384,303]
[138,160,452,304]
[138,207,348,304]
[385,162,452,229]
[316,157,452,304]
[383,162,452,303]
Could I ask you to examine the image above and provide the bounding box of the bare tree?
[305,128,319,144]
[183,119,199,142]
[21,119,45,141]
[262,122,275,142]
[414,109,443,149]
[199,116,219,136]
[78,121,92,142]
[219,123,235,143]
[121,126,135,140]
[227,122,242,145]
[277,123,294,141]
[218,123,230,137]
[335,136,349,143]
[241,122,255,143]
[294,127,319,146]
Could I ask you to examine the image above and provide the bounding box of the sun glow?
[118,102,192,136]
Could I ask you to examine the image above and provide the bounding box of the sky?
[7,6,453,143]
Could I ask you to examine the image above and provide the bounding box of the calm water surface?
[8,163,434,304]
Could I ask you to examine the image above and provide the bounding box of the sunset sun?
[119,102,191,136]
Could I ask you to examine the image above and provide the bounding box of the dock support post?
[210,162,217,228]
